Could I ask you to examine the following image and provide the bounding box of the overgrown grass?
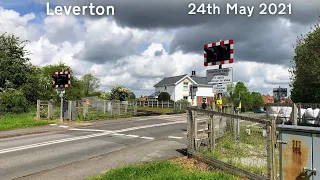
[201,127,268,176]
[80,112,134,121]
[0,113,52,131]
[87,160,238,180]
[137,107,186,114]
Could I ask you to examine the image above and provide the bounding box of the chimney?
[191,71,196,76]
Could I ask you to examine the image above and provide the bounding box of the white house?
[153,71,215,106]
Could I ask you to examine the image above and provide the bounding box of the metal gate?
[278,125,320,180]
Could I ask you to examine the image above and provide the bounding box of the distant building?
[137,96,148,101]
[261,94,274,104]
[152,71,215,106]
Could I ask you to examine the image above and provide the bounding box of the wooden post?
[47,101,52,120]
[68,101,72,121]
[36,100,41,120]
[168,100,169,108]
[82,103,86,120]
[110,101,113,116]
[162,101,163,108]
[267,119,277,180]
[148,101,149,107]
[134,101,137,115]
[292,103,298,125]
[118,101,121,115]
[194,111,198,151]
[298,103,301,124]
[103,100,106,114]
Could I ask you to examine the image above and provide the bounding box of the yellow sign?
[216,99,222,105]
[192,99,194,105]
[238,102,241,109]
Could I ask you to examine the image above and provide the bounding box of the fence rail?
[36,99,137,121]
[186,106,277,180]
[137,100,189,110]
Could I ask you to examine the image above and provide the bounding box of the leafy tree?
[0,33,33,89]
[128,92,136,100]
[0,89,29,113]
[81,74,101,96]
[250,92,264,110]
[289,18,320,103]
[233,81,251,111]
[110,85,131,101]
[158,92,170,101]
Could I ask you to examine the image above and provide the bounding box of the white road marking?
[68,128,107,132]
[59,125,69,128]
[140,136,154,140]
[49,124,57,126]
[0,120,184,154]
[112,133,125,136]
[125,134,139,138]
[168,136,183,139]
[0,132,111,154]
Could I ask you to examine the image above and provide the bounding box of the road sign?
[207,67,233,84]
[204,40,234,66]
[273,88,287,97]
[213,84,227,93]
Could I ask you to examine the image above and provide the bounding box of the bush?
[158,92,170,101]
[0,89,29,113]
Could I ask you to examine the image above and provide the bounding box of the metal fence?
[137,100,189,110]
[187,106,277,180]
[36,99,137,121]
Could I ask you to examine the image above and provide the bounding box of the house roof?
[154,74,209,87]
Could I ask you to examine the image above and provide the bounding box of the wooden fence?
[187,106,277,180]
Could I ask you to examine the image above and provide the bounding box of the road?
[0,114,187,180]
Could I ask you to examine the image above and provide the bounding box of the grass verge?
[201,127,268,176]
[87,157,240,180]
[0,113,52,131]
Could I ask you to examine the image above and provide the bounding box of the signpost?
[273,87,287,103]
[204,39,239,141]
[207,67,233,84]
[213,84,227,93]
[52,71,71,123]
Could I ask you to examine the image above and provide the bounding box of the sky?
[0,0,319,97]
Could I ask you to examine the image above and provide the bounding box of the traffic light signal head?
[204,40,234,66]
[52,72,71,88]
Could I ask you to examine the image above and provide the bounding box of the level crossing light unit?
[52,71,71,123]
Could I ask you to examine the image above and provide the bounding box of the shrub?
[0,89,29,113]
[158,92,170,101]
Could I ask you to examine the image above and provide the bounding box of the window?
[183,96,188,100]
[202,97,207,103]
[183,82,188,90]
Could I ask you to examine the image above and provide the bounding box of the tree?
[158,92,170,101]
[0,33,33,89]
[250,92,264,110]
[110,85,131,101]
[233,81,251,111]
[289,18,320,103]
[81,74,101,96]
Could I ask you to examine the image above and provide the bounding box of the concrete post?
[68,101,72,121]
[103,100,106,114]
[292,103,298,125]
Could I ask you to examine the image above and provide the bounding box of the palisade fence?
[264,102,320,126]
[137,100,190,110]
[187,106,277,180]
[36,99,137,121]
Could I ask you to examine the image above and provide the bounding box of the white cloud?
[0,7,39,41]
[0,6,296,97]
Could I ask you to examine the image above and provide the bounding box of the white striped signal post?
[52,71,71,123]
